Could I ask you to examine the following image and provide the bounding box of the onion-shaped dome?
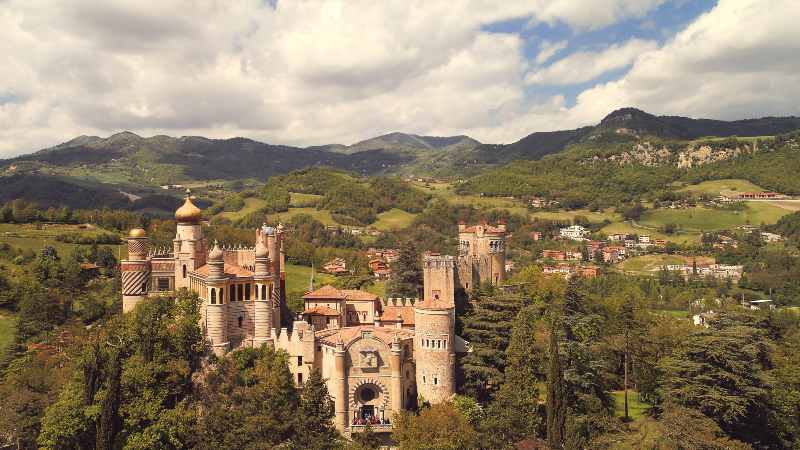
[255,240,268,258]
[175,194,202,223]
[128,228,146,238]
[208,241,223,261]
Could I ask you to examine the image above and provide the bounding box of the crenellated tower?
[121,228,151,313]
[457,222,507,290]
[174,189,206,291]
[414,255,456,404]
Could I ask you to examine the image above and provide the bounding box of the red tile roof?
[194,263,254,278]
[302,285,378,301]
[379,306,415,325]
[303,306,341,316]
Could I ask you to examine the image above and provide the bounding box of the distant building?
[542,249,566,261]
[760,232,783,243]
[529,231,543,241]
[559,225,587,240]
[457,222,508,290]
[322,257,349,275]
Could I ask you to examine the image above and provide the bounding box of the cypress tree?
[387,239,422,298]
[295,369,340,449]
[546,318,565,450]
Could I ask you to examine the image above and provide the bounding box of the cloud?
[526,38,658,85]
[0,0,798,159]
[567,0,800,124]
[529,0,667,31]
[535,40,568,65]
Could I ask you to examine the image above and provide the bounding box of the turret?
[205,241,228,356]
[253,225,274,347]
[414,255,456,404]
[121,228,151,313]
[174,189,206,290]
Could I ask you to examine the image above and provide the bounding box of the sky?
[1,0,799,158]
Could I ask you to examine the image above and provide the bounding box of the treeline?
[0,199,148,232]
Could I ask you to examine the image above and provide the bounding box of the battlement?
[273,321,315,348]
[423,254,455,269]
[382,297,419,307]
[147,246,174,258]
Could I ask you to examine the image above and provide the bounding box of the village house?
[602,248,621,264]
[529,231,543,241]
[760,232,783,243]
[559,225,587,241]
[607,233,628,242]
[542,249,566,261]
[369,258,392,280]
[638,235,651,244]
[322,257,349,275]
[566,251,583,261]
[736,191,782,200]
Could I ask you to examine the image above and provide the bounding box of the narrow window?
[238,284,244,301]
[245,284,251,300]
[297,373,303,384]
[422,375,426,384]
[297,356,303,366]
[141,281,147,293]
[433,377,438,385]
[182,265,187,278]
[210,288,216,305]
[262,285,267,300]
[219,289,224,304]
[230,285,235,301]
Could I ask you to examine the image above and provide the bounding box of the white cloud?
[567,0,800,124]
[529,0,667,31]
[0,0,799,159]
[535,40,568,65]
[526,39,658,85]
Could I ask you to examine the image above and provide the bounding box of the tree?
[295,369,340,449]
[460,286,524,401]
[393,403,479,450]
[387,239,422,298]
[481,305,544,448]
[546,315,565,450]
[658,313,776,446]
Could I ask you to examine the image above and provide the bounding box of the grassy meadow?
[219,197,267,221]
[639,203,790,232]
[611,390,650,420]
[678,178,766,196]
[0,311,15,364]
[0,223,127,258]
[372,209,417,231]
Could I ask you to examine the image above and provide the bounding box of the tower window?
[433,376,438,385]
[297,373,303,384]
[297,356,303,366]
[230,285,235,301]
[141,282,147,293]
[422,375,426,384]
[245,284,251,300]
[182,265,187,278]
[238,284,244,301]
[210,288,216,305]
[262,285,267,300]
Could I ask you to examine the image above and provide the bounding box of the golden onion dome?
[175,195,202,223]
[128,228,146,238]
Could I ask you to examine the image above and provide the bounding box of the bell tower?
[121,228,150,313]
[173,189,206,290]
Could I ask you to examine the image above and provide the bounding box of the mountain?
[311,132,481,155]
[454,108,800,170]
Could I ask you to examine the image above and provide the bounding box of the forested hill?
[448,108,800,170]
[460,130,800,209]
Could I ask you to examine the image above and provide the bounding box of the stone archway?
[349,379,390,423]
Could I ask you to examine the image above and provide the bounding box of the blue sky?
[485,0,718,107]
[1,0,799,156]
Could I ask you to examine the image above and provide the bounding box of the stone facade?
[457,222,507,290]
[120,194,466,434]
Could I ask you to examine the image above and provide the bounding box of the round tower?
[414,255,456,404]
[174,189,206,290]
[253,225,273,347]
[205,241,229,356]
[121,228,150,313]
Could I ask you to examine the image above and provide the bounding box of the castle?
[120,193,489,433]
[456,222,508,290]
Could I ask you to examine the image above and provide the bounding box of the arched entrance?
[350,380,390,425]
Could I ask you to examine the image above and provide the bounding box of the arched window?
[182,265,187,278]
[219,289,223,304]
[262,285,267,300]
[238,316,243,328]
[210,288,216,304]
[230,285,235,301]
[245,284,251,300]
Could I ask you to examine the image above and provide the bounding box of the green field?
[284,263,336,293]
[620,254,715,274]
[289,192,323,207]
[611,390,650,420]
[219,197,267,220]
[677,178,766,196]
[0,223,127,258]
[372,209,417,231]
[600,221,701,244]
[0,312,16,362]
[274,207,338,226]
[529,208,620,224]
[639,204,790,232]
[655,309,691,319]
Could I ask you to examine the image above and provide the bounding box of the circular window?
[360,387,376,402]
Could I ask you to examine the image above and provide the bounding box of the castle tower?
[205,241,229,356]
[174,190,206,290]
[253,225,273,347]
[414,255,456,404]
[457,222,507,288]
[121,228,150,313]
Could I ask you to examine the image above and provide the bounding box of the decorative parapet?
[382,297,418,307]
